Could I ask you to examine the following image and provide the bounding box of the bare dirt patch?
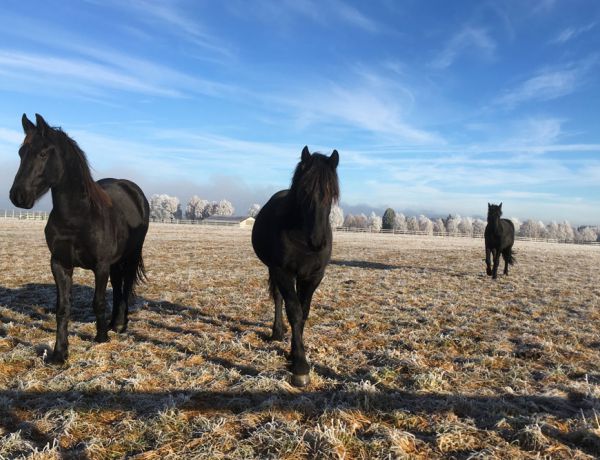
[1,220,599,458]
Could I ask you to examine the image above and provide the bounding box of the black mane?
[50,127,112,210]
[290,153,340,207]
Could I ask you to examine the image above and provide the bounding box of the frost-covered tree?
[368,212,382,232]
[186,196,210,220]
[150,194,180,220]
[576,226,598,242]
[558,221,575,242]
[343,213,356,228]
[211,200,235,216]
[545,221,560,240]
[393,213,407,232]
[418,215,434,235]
[406,216,419,232]
[329,204,344,228]
[458,216,473,236]
[472,218,486,236]
[445,215,461,236]
[248,203,261,217]
[382,208,396,230]
[519,219,546,238]
[355,213,368,228]
[433,218,445,234]
[343,213,368,228]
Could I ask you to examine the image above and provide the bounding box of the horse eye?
[40,149,50,158]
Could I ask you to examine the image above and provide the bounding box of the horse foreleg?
[271,268,310,387]
[50,257,73,363]
[492,249,501,279]
[297,274,323,336]
[93,265,110,342]
[485,247,492,276]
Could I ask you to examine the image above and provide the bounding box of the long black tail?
[507,250,516,265]
[135,252,147,286]
[127,250,147,304]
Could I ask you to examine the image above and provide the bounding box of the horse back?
[97,178,149,230]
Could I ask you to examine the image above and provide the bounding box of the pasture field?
[1,219,600,459]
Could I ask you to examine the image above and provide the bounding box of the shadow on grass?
[330,259,478,278]
[1,388,599,456]
[2,283,600,457]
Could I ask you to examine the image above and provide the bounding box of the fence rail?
[0,209,49,220]
[1,209,598,246]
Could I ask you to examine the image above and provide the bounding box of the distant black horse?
[484,203,515,279]
[9,114,149,363]
[252,146,339,387]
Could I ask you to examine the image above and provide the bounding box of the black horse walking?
[9,114,149,363]
[252,146,339,386]
[484,202,515,279]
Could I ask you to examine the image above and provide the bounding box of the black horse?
[9,114,149,363]
[484,202,515,279]
[252,146,339,387]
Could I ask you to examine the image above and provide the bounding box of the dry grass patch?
[1,219,599,458]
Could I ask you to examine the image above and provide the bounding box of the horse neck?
[487,216,501,233]
[294,196,331,248]
[51,154,94,222]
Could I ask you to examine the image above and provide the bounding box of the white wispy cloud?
[98,0,234,60]
[495,58,596,108]
[0,48,236,100]
[551,23,596,44]
[431,26,496,69]
[237,0,381,34]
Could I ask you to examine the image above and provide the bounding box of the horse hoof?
[48,351,67,365]
[94,333,109,343]
[291,373,310,387]
[110,322,127,333]
[269,332,284,342]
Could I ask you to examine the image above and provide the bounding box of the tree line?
[149,194,261,221]
[150,195,599,242]
[332,206,599,243]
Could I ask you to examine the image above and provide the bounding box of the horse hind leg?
[109,263,125,332]
[502,248,512,275]
[268,270,287,341]
[117,250,143,333]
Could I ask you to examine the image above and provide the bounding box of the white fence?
[1,209,49,220]
[1,210,598,246]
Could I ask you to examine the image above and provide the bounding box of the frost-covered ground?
[1,219,599,459]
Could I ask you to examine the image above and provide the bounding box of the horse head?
[9,114,63,209]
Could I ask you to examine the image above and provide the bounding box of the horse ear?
[22,114,35,134]
[499,202,502,209]
[35,113,49,136]
[329,149,339,168]
[488,202,491,208]
[301,145,310,162]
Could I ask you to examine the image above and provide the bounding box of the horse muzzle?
[9,185,35,209]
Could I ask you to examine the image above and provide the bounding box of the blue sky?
[0,0,599,224]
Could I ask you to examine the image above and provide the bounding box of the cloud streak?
[431,26,496,69]
[550,23,596,44]
[495,58,596,108]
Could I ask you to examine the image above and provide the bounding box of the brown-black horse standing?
[9,114,149,363]
[484,202,515,279]
[252,146,339,387]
